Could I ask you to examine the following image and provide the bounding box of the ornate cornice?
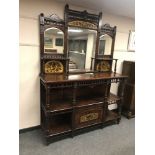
[68,20,97,30]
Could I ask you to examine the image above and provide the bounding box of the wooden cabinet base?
[44,118,119,145]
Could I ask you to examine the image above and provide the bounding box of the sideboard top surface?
[40,72,127,84]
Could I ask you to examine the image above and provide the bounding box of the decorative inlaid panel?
[80,113,99,123]
[96,61,111,72]
[74,105,103,128]
[45,60,63,73]
[68,20,97,29]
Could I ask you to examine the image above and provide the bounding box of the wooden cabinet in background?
[119,61,135,119]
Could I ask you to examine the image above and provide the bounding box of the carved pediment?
[40,13,64,25]
[101,24,116,38]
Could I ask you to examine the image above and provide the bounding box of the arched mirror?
[94,24,117,73]
[98,24,116,57]
[99,34,112,55]
[68,27,97,71]
[44,27,64,54]
[39,13,67,74]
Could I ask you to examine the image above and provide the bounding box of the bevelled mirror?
[99,34,112,55]
[44,27,64,54]
[68,27,97,71]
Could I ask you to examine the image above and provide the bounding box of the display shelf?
[47,113,72,136]
[107,93,121,105]
[75,97,104,108]
[48,124,72,136]
[105,110,120,122]
[44,100,73,113]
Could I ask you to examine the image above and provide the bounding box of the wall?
[19,0,135,129]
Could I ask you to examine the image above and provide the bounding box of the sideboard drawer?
[74,105,103,129]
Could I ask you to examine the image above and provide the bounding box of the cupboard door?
[74,105,103,129]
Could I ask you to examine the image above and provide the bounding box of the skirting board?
[19,125,41,134]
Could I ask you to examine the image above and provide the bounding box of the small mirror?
[44,27,64,53]
[99,34,112,55]
[68,27,97,71]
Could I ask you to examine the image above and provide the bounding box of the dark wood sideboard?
[40,73,127,144]
[39,4,128,144]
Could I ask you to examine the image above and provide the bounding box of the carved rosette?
[44,60,64,73]
[96,61,111,72]
[68,20,97,29]
[80,113,99,123]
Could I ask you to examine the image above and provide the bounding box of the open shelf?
[46,100,72,113]
[107,93,121,105]
[75,97,104,108]
[105,110,120,122]
[49,124,72,136]
[48,113,72,136]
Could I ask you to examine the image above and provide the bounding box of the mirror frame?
[99,24,116,58]
[39,13,68,74]
[65,4,102,73]
[39,13,67,56]
[39,5,117,75]
[93,24,117,73]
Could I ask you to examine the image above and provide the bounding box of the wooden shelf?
[44,100,72,113]
[49,124,72,136]
[69,69,95,74]
[105,110,120,122]
[92,57,118,61]
[107,93,121,105]
[41,54,69,60]
[75,97,104,108]
[48,113,72,136]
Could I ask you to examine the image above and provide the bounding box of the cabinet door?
[74,105,103,129]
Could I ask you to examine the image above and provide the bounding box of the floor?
[19,117,135,155]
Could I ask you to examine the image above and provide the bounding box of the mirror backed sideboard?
[39,4,127,144]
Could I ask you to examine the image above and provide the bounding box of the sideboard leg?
[118,79,127,122]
